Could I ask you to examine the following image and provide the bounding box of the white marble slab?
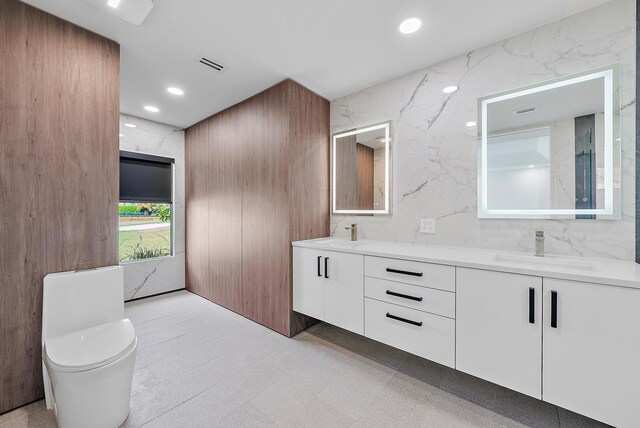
[294,237,640,289]
[330,0,636,261]
[119,114,185,300]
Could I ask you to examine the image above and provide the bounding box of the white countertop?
[292,237,640,289]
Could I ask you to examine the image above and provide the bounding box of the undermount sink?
[493,254,598,272]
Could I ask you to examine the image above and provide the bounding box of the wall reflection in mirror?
[478,67,620,219]
[332,122,391,215]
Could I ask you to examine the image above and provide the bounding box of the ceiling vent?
[196,57,224,72]
[513,107,537,115]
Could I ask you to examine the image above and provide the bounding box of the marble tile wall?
[119,114,186,299]
[330,0,636,260]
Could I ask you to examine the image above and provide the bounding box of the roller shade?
[119,151,174,203]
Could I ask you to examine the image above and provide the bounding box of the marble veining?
[120,114,186,300]
[330,0,636,261]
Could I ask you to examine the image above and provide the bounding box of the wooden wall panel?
[335,135,358,211]
[241,81,292,334]
[357,143,374,210]
[0,0,119,413]
[185,121,211,300]
[185,79,329,337]
[287,81,330,335]
[207,109,242,312]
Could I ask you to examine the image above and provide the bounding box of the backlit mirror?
[478,66,620,219]
[332,122,391,215]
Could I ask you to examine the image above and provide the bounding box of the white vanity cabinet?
[542,279,640,428]
[457,269,640,427]
[292,238,640,428]
[293,247,325,320]
[456,268,542,399]
[364,256,456,367]
[293,247,364,334]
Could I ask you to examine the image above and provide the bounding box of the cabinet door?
[292,247,325,320]
[543,279,640,427]
[324,250,364,334]
[457,268,542,399]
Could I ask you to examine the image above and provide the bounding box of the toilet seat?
[44,319,136,373]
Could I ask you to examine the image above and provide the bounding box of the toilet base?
[45,338,137,428]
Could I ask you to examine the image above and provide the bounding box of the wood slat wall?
[185,80,329,336]
[0,0,119,413]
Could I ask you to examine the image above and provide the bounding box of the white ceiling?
[21,0,611,128]
[488,76,605,133]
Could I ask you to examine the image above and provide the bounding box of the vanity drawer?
[365,256,455,292]
[365,298,455,368]
[365,277,455,319]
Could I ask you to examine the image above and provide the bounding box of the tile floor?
[0,290,610,428]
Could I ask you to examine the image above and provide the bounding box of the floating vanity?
[292,238,640,428]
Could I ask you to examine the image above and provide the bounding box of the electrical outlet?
[420,218,436,234]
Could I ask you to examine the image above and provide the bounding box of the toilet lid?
[45,319,136,372]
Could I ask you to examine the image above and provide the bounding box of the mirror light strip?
[479,67,616,218]
[332,122,391,215]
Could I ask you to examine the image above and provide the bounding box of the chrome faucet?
[535,231,545,257]
[345,224,358,241]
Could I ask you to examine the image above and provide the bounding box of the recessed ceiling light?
[167,87,184,96]
[442,86,458,94]
[466,121,477,128]
[399,17,422,34]
[528,165,535,168]
[144,105,159,113]
[124,123,136,128]
[106,0,120,8]
[119,133,124,137]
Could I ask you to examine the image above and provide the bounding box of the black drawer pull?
[386,290,423,302]
[317,256,322,277]
[551,290,558,328]
[386,268,423,277]
[324,257,329,279]
[529,287,535,324]
[386,312,422,327]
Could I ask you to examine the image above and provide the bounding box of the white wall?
[119,114,185,299]
[330,0,635,260]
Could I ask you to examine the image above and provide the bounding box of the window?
[119,151,174,262]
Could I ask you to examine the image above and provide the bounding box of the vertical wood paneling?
[185,79,329,337]
[287,81,330,335]
[0,0,119,413]
[185,121,211,300]
[241,82,292,334]
[207,109,242,312]
[335,135,358,211]
[357,143,374,210]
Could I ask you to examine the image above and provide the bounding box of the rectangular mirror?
[478,66,620,219]
[332,122,391,215]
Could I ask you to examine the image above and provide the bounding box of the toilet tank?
[43,266,124,343]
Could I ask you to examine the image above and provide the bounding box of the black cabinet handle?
[551,290,558,328]
[317,256,322,277]
[324,257,329,279]
[386,290,423,302]
[529,287,535,324]
[386,313,422,327]
[386,268,423,277]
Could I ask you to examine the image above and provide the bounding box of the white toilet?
[42,266,138,428]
